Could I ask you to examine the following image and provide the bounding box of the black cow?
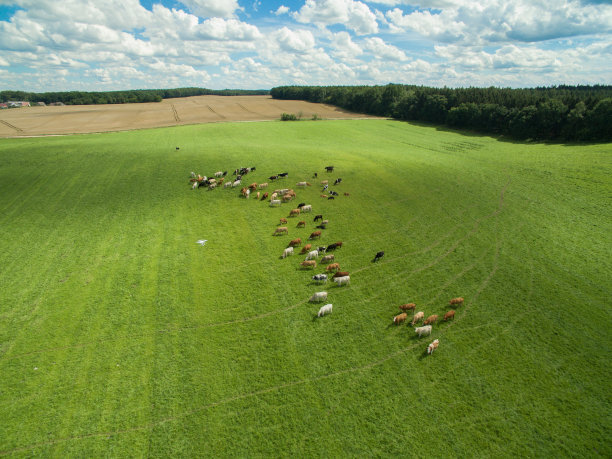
[222,171,228,176]
[314,214,323,222]
[329,190,338,196]
[269,175,278,181]
[317,246,327,253]
[325,166,334,172]
[334,178,342,185]
[328,196,335,200]
[327,243,338,251]
[251,166,256,171]
[297,202,306,208]
[373,251,385,262]
[278,172,288,177]
[313,172,318,178]
[316,223,327,229]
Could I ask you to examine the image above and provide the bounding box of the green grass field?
[0,120,610,457]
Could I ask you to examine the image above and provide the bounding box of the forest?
[270,85,612,142]
[0,87,269,106]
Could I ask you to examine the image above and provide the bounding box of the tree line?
[0,87,269,106]
[270,85,612,141]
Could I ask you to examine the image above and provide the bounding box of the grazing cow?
[208,183,217,190]
[444,310,455,321]
[328,196,335,200]
[224,181,233,188]
[325,166,334,172]
[317,246,327,253]
[344,192,350,196]
[314,214,323,222]
[333,276,350,286]
[449,297,464,306]
[269,175,278,181]
[222,171,228,176]
[309,230,322,239]
[274,227,288,235]
[232,179,241,187]
[297,221,306,228]
[261,192,268,200]
[282,194,293,202]
[278,172,288,177]
[313,172,318,178]
[245,188,250,198]
[373,251,385,262]
[415,325,432,337]
[217,178,225,186]
[332,271,349,279]
[399,303,416,312]
[256,191,260,199]
[321,254,335,263]
[240,187,248,196]
[191,181,199,190]
[301,204,312,213]
[326,243,338,251]
[296,181,311,187]
[321,180,329,185]
[301,260,317,269]
[309,291,328,302]
[270,192,278,200]
[270,199,281,207]
[316,224,327,230]
[334,178,342,185]
[332,241,343,249]
[329,190,338,196]
[326,263,340,272]
[214,171,223,177]
[297,202,306,208]
[300,243,312,254]
[289,208,301,217]
[282,247,294,258]
[279,218,288,225]
[424,314,439,325]
[393,313,408,325]
[320,194,328,198]
[427,339,440,355]
[259,182,268,189]
[312,274,328,283]
[249,183,258,191]
[412,311,425,325]
[251,167,256,171]
[289,238,302,247]
[190,171,196,178]
[305,250,319,261]
[318,303,332,317]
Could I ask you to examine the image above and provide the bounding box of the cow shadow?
[417,349,430,361]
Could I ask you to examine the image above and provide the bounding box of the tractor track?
[0,119,23,132]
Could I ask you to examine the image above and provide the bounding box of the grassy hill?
[0,120,610,456]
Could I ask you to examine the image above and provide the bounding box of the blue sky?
[0,0,610,91]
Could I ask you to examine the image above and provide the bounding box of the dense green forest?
[0,87,269,106]
[271,85,612,141]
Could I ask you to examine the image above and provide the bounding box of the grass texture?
[0,120,610,457]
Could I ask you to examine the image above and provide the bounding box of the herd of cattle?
[188,164,461,356]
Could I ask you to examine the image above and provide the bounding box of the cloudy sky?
[0,0,611,91]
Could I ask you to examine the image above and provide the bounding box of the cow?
[344,192,350,196]
[296,181,311,187]
[449,297,464,306]
[393,313,408,325]
[217,178,225,186]
[270,199,281,207]
[289,238,302,247]
[326,263,340,272]
[222,171,228,176]
[415,325,432,337]
[329,190,338,196]
[328,196,335,200]
[312,274,328,283]
[325,166,334,172]
[269,175,278,181]
[224,181,233,188]
[412,311,425,325]
[301,204,312,213]
[249,183,258,191]
[282,247,294,258]
[373,251,385,262]
[321,254,335,263]
[261,192,268,200]
[321,180,328,185]
[305,250,319,260]
[274,227,288,236]
[444,310,455,321]
[309,230,322,239]
[289,208,301,217]
[256,191,260,199]
[309,291,328,302]
[232,179,241,187]
[326,241,342,251]
[334,178,342,185]
[316,223,327,230]
[301,260,317,269]
[191,181,199,190]
[278,172,288,177]
[320,194,328,198]
[427,339,440,355]
[333,276,350,286]
[332,271,349,279]
[259,182,268,189]
[313,172,318,179]
[318,303,332,317]
[300,243,312,254]
[297,202,306,208]
[317,246,327,253]
[282,194,293,202]
[270,192,278,200]
[424,314,439,325]
[208,183,217,190]
[279,218,288,225]
[314,214,323,222]
[214,171,223,177]
[399,303,416,312]
[297,221,306,228]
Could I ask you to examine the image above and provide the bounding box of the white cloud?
[363,36,408,60]
[274,27,316,53]
[178,0,241,18]
[293,0,379,35]
[274,6,290,15]
[330,31,363,60]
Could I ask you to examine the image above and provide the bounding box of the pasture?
[0,119,610,456]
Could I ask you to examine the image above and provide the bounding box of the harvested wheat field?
[0,95,377,137]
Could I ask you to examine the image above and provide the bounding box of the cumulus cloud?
[177,0,241,18]
[293,0,379,35]
[274,6,290,15]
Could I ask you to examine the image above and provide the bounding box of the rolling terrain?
[0,120,610,456]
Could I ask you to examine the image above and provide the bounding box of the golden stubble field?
[0,95,378,137]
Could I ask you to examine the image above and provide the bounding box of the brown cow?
[443,310,455,321]
[300,243,312,254]
[289,208,301,217]
[289,238,302,247]
[326,263,340,272]
[334,241,343,248]
[332,271,349,278]
[274,227,288,235]
[344,192,350,196]
[300,260,317,269]
[320,194,328,198]
[297,221,306,228]
[282,194,293,202]
[249,182,257,191]
[309,230,322,239]
[424,314,439,325]
[279,218,288,225]
[321,254,335,263]
[449,297,464,306]
[261,192,268,201]
[399,303,416,311]
[259,182,268,189]
[393,313,408,325]
[411,311,424,325]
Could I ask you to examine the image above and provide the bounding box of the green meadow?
[0,120,610,457]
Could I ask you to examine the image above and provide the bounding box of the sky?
[0,0,611,91]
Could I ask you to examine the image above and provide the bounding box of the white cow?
[190,171,196,178]
[224,181,232,188]
[270,199,281,207]
[191,181,199,190]
[318,303,333,317]
[415,325,432,337]
[301,204,312,212]
[296,181,308,187]
[305,250,319,260]
[232,179,241,187]
[321,254,334,263]
[282,247,294,258]
[333,275,350,286]
[214,171,223,177]
[309,291,328,302]
[427,339,439,355]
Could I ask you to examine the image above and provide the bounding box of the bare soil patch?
[0,95,379,137]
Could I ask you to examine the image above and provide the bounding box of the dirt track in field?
[0,95,379,137]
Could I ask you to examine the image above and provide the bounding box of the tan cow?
[274,227,288,235]
[393,313,408,325]
[289,208,301,217]
[326,263,340,272]
[279,218,288,225]
[297,221,306,228]
[289,238,302,247]
[301,260,317,269]
[321,254,335,263]
[443,310,455,321]
[412,311,424,325]
[424,314,439,325]
[300,243,312,254]
[399,303,416,311]
[259,182,268,189]
[309,230,322,239]
[449,297,464,306]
